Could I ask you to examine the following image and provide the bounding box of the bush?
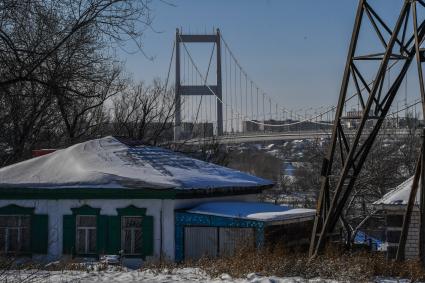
[146,246,425,282]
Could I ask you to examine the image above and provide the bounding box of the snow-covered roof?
[186,201,315,222]
[0,136,273,190]
[374,176,420,206]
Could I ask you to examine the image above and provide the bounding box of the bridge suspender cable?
[163,40,175,95]
[179,33,337,127]
[175,32,415,129]
[192,42,215,131]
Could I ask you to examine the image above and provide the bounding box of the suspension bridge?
[162,28,423,144]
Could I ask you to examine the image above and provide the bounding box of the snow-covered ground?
[0,267,415,283]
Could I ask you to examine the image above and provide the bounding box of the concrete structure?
[180,122,214,139]
[174,29,223,140]
[177,128,419,145]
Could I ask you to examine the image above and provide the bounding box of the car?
[100,254,121,265]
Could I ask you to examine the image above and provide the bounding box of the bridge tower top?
[174,28,223,141]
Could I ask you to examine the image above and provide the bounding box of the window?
[0,215,31,254]
[121,216,142,255]
[76,215,97,254]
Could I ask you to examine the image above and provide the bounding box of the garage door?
[184,227,218,260]
[184,227,255,260]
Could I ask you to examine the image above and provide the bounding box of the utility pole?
[309,0,425,259]
[406,1,425,263]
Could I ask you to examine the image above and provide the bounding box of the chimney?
[32,149,57,158]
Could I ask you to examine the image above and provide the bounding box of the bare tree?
[290,126,421,244]
[0,81,56,165]
[264,175,293,205]
[112,79,175,145]
[291,138,329,207]
[0,0,155,164]
[0,0,152,88]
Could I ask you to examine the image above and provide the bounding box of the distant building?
[181,122,214,139]
[242,120,261,132]
[341,110,386,129]
[342,110,362,129]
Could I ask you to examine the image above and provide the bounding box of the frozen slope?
[0,136,272,190]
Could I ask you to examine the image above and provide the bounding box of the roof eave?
[373,203,419,211]
[174,184,274,199]
[0,184,273,200]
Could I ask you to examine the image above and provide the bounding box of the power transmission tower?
[174,28,223,141]
[309,0,425,261]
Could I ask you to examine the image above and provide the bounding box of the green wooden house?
[0,136,273,264]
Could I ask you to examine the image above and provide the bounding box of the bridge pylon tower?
[174,28,223,141]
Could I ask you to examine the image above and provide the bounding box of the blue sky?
[119,0,413,112]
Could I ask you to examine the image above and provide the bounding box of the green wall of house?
[0,204,154,259]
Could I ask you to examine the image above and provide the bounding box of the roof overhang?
[373,203,418,211]
[264,215,315,226]
[0,184,273,200]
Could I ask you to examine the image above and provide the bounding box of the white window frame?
[121,216,143,255]
[0,215,31,254]
[76,215,97,255]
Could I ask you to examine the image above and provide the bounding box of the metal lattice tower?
[174,28,223,141]
[309,0,425,260]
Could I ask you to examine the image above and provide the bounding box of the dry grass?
[147,246,425,282]
[0,256,112,272]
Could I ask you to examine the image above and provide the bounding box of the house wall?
[385,208,419,259]
[0,193,258,262]
[167,194,258,261]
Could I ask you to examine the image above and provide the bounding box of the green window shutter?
[97,215,108,255]
[107,216,121,254]
[142,215,154,257]
[63,215,75,255]
[31,214,48,254]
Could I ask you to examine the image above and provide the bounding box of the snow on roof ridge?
[0,136,174,189]
[0,136,273,191]
[373,176,420,205]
